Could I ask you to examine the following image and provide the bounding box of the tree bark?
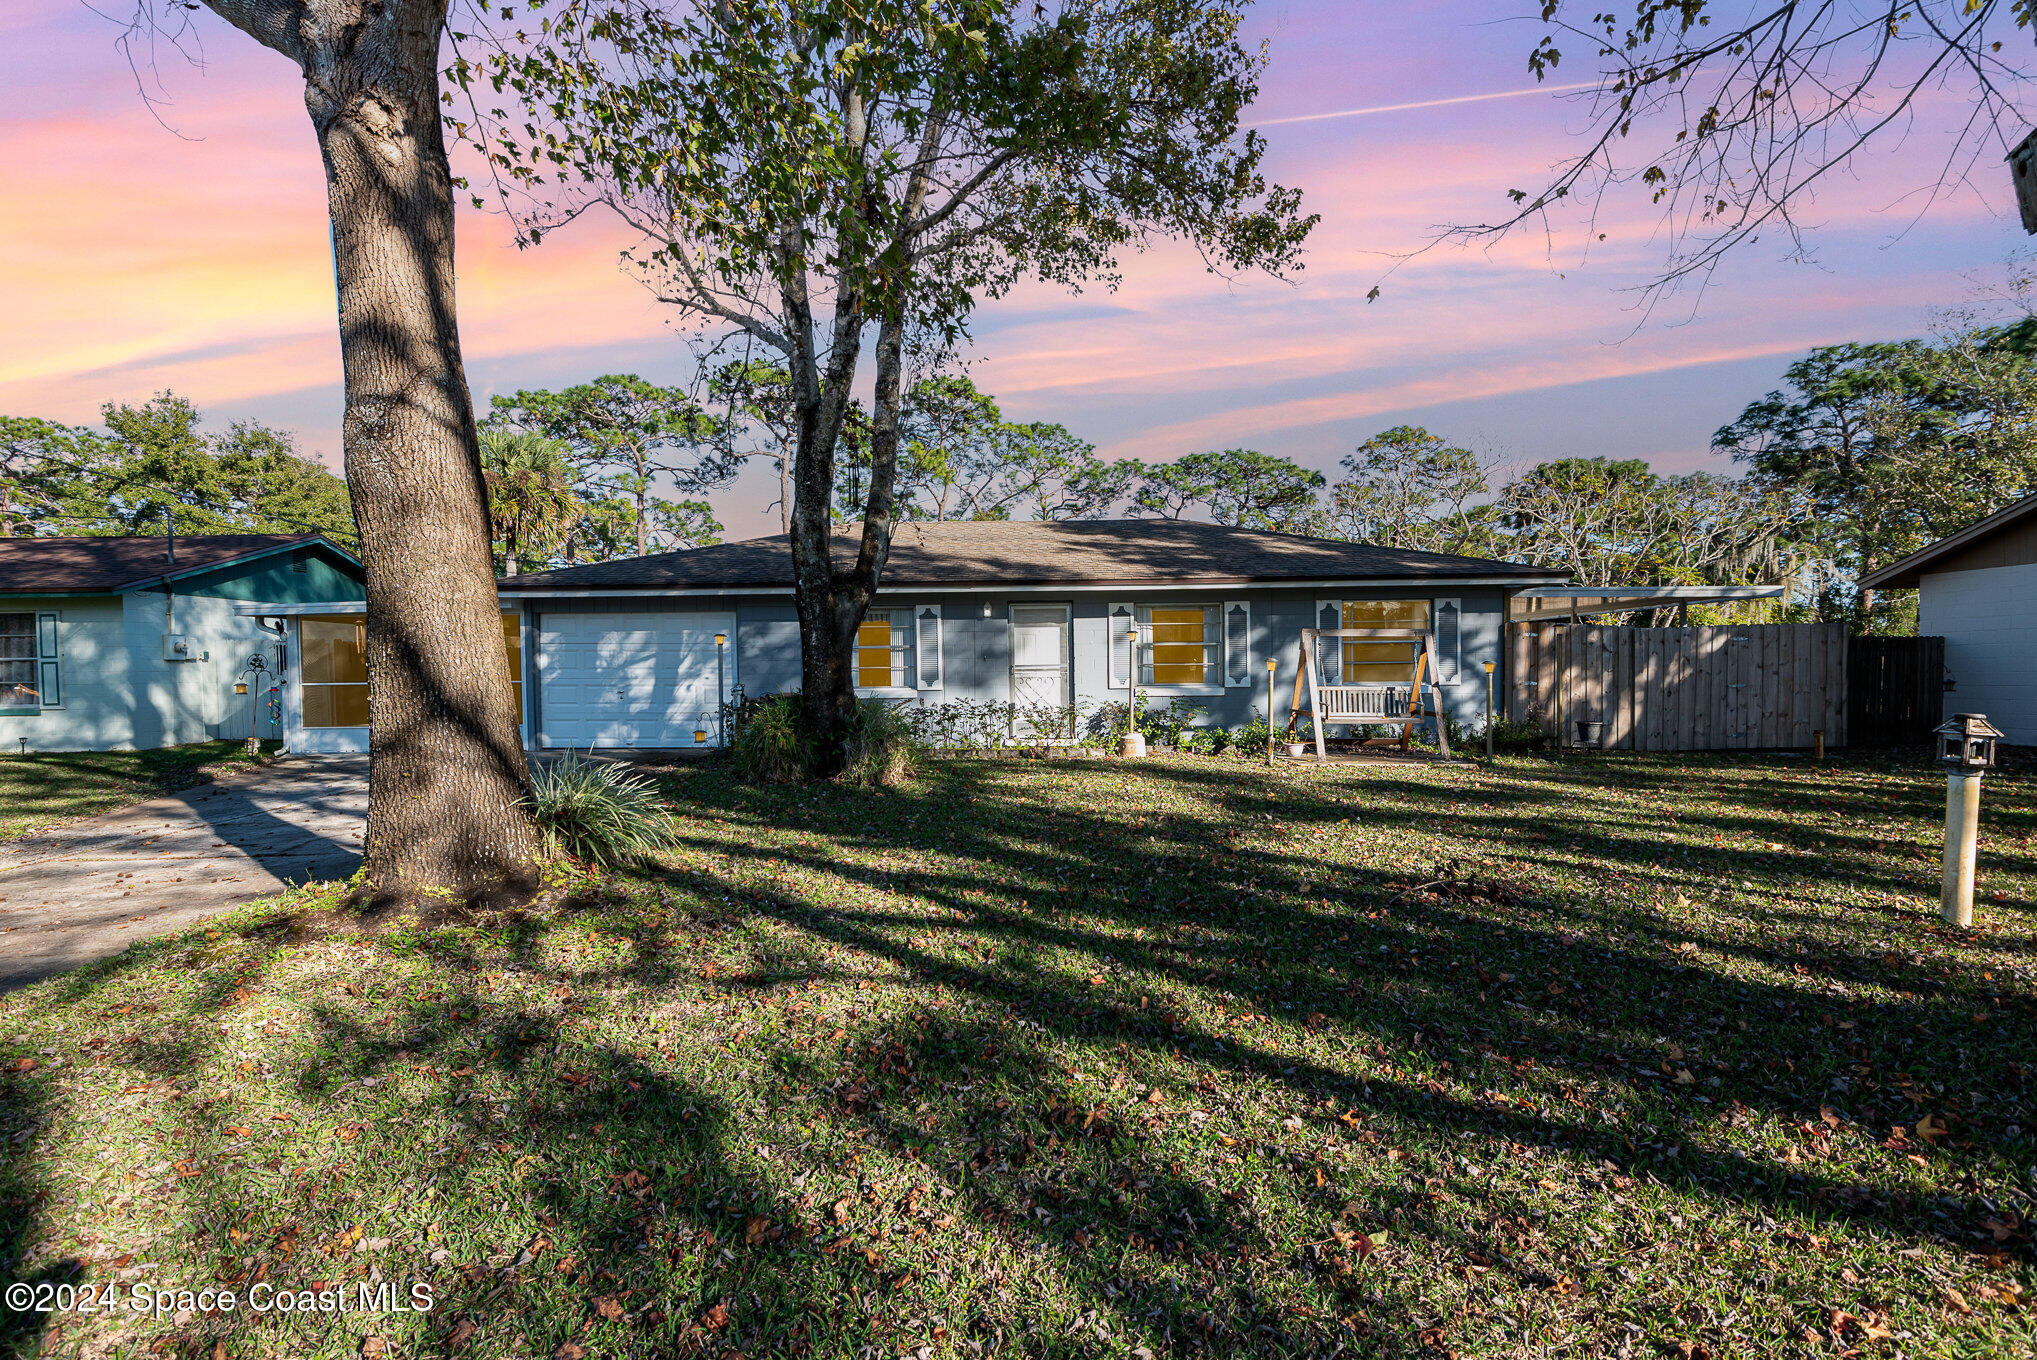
[205,0,541,903]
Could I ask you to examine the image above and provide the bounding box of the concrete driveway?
[0,757,365,993]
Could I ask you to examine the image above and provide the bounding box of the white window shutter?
[1223,601,1251,687]
[1108,602,1133,689]
[915,605,942,690]
[1434,598,1461,683]
[1314,599,1341,684]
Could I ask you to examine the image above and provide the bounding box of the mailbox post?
[1934,713,2002,927]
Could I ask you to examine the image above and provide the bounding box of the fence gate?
[1846,635,1945,745]
[1507,622,1850,750]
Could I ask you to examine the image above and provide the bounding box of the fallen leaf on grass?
[593,1296,624,1321]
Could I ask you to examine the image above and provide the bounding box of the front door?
[1009,603,1072,737]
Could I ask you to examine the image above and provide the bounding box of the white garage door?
[536,612,735,749]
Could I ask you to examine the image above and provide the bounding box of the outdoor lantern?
[2010,128,2037,234]
[714,633,726,647]
[694,729,708,744]
[234,681,249,695]
[1935,713,2002,772]
[1933,712,2004,928]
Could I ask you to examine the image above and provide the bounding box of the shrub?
[841,698,919,786]
[526,751,680,868]
[1230,711,1276,756]
[731,694,820,783]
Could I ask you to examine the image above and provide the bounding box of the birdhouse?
[2009,129,2037,234]
[1934,713,2002,772]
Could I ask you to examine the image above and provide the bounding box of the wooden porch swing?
[1284,628,1451,760]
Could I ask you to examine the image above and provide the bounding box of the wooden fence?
[1507,622,1850,750]
[1846,635,1945,745]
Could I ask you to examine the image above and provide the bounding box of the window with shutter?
[915,605,943,690]
[1223,601,1251,686]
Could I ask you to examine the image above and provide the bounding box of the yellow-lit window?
[301,617,369,728]
[1341,600,1430,682]
[856,610,908,689]
[1136,604,1219,688]
[502,613,524,723]
[301,613,525,728]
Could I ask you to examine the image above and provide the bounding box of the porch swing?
[1283,627,1451,760]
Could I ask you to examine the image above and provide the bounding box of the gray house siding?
[508,582,1512,750]
[1920,562,2037,745]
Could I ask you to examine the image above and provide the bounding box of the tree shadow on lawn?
[3,753,2032,1358]
[653,760,2035,1241]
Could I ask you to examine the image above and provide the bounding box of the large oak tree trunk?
[204,0,540,902]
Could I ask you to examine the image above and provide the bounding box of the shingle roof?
[0,535,353,595]
[506,519,1568,591]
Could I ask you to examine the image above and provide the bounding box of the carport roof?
[503,520,1569,593]
[0,534,358,595]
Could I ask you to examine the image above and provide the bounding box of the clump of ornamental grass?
[525,750,680,867]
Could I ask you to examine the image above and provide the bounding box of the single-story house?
[240,519,1568,754]
[1860,489,2037,744]
[0,534,365,752]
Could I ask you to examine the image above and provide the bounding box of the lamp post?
[1934,713,2002,927]
[1482,660,1496,762]
[714,632,728,748]
[1266,657,1277,767]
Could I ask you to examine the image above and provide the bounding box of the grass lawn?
[1,751,2032,1358]
[0,743,278,843]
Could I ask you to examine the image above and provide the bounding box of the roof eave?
[1858,490,2037,590]
[502,571,1570,597]
[114,535,362,594]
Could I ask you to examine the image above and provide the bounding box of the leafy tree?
[999,422,1131,521]
[706,359,801,534]
[1712,330,2037,623]
[1497,457,1795,618]
[131,0,540,903]
[1130,448,1324,531]
[462,0,1314,767]
[488,376,724,557]
[894,375,1008,521]
[0,417,123,537]
[2,393,353,544]
[479,428,581,575]
[1324,426,1495,556]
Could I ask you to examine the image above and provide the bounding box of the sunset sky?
[4,2,2029,538]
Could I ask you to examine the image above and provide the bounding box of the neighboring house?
[238,520,1569,755]
[0,535,364,752]
[1861,490,2037,744]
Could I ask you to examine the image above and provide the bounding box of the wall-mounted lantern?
[1933,712,2003,927]
[2009,129,2037,234]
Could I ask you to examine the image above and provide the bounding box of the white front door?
[1010,604,1071,734]
[537,611,734,748]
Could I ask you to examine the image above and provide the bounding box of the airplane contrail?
[1249,80,1601,128]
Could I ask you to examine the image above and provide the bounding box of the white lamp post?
[1934,713,2002,927]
